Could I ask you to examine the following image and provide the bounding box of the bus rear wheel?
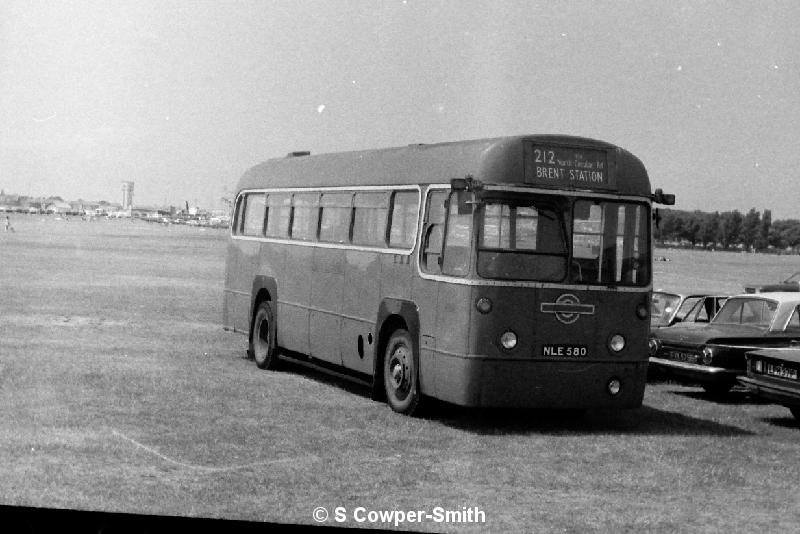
[252,301,278,370]
[383,329,421,415]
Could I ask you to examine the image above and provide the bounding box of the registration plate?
[542,344,588,357]
[765,363,798,380]
[667,350,698,363]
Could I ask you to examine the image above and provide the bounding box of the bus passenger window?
[291,193,320,241]
[352,192,389,247]
[319,193,353,244]
[389,191,419,248]
[265,193,291,238]
[442,192,472,276]
[242,193,266,236]
[421,191,447,274]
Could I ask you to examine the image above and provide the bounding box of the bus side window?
[389,191,419,248]
[442,192,472,276]
[319,192,353,244]
[291,193,320,241]
[265,193,291,238]
[352,192,390,247]
[242,193,267,236]
[421,191,447,274]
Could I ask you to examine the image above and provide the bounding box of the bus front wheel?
[252,301,278,370]
[383,329,421,415]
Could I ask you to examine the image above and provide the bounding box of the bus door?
[412,189,474,395]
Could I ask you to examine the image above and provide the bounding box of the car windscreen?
[651,292,682,325]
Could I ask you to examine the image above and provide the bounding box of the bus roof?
[235,135,651,196]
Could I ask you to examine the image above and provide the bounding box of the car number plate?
[765,363,798,380]
[667,350,697,363]
[542,344,588,357]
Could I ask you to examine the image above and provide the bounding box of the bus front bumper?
[423,352,647,409]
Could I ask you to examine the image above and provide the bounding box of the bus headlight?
[609,334,626,352]
[636,303,649,319]
[648,338,661,356]
[607,378,622,396]
[499,330,518,350]
[476,297,493,314]
[701,347,714,365]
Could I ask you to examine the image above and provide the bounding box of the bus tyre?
[383,329,421,415]
[252,301,278,370]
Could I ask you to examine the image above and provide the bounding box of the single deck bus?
[223,135,674,415]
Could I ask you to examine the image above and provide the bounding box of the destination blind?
[523,143,614,190]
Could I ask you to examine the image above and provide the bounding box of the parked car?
[745,271,800,293]
[651,291,727,328]
[649,292,800,395]
[740,348,800,421]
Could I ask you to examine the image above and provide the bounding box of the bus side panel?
[279,245,313,354]
[379,253,414,300]
[432,283,472,401]
[341,250,381,375]
[223,239,260,334]
[411,276,439,397]
[309,247,345,365]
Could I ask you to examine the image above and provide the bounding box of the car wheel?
[252,301,279,370]
[383,329,422,415]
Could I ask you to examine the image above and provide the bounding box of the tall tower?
[121,181,134,209]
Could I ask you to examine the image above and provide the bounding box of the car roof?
[726,292,800,304]
[653,290,727,298]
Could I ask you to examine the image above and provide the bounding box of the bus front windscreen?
[477,198,567,281]
[476,196,649,285]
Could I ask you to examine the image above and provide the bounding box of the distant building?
[46,201,72,214]
[121,181,134,209]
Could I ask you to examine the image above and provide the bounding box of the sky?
[1,0,798,216]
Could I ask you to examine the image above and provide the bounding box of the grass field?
[2,216,800,532]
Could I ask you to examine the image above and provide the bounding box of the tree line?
[654,208,800,252]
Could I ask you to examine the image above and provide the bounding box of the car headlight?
[648,338,661,356]
[701,347,714,365]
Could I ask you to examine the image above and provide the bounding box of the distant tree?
[701,211,720,247]
[758,209,772,250]
[742,208,761,250]
[770,219,800,250]
[659,210,682,242]
[681,212,703,245]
